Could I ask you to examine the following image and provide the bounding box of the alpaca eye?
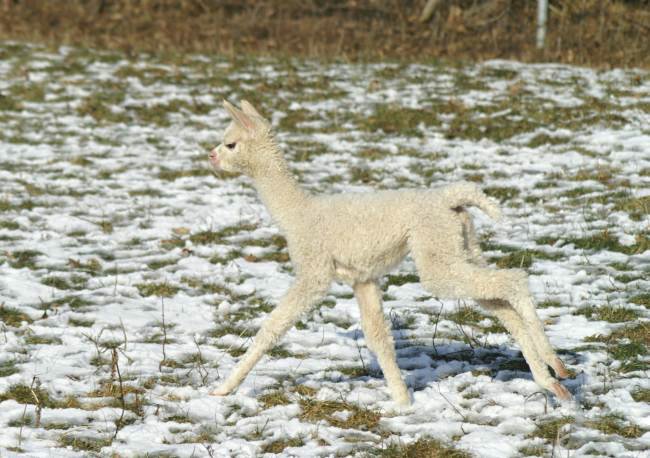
[226,142,236,149]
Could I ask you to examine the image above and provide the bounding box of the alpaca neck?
[252,147,307,231]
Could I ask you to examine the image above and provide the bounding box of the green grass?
[258,390,292,409]
[384,273,420,287]
[299,398,380,430]
[58,434,112,452]
[0,361,19,377]
[6,249,41,269]
[629,293,650,308]
[0,384,60,408]
[367,437,472,458]
[0,306,33,326]
[574,305,639,323]
[261,437,305,454]
[585,413,643,438]
[483,186,520,201]
[25,334,63,345]
[189,223,258,245]
[529,416,574,441]
[565,230,649,255]
[135,282,179,297]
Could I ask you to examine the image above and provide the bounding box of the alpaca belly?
[333,242,408,284]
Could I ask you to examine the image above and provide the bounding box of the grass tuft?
[574,305,639,323]
[368,437,472,458]
[299,398,380,430]
[261,437,304,454]
[136,282,179,298]
[0,305,33,326]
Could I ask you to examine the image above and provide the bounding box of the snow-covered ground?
[0,42,649,457]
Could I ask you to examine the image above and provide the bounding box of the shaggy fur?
[208,100,571,406]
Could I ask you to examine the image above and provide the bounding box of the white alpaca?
[208,100,571,405]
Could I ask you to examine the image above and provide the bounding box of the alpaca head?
[209,100,275,176]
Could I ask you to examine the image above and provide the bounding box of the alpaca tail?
[440,182,502,220]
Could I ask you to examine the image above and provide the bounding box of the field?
[0,42,649,457]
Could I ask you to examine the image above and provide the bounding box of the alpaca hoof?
[210,385,231,396]
[553,359,570,379]
[551,381,571,401]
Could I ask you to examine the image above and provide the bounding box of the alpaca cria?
[207,100,571,406]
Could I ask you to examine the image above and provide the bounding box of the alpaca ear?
[223,99,255,131]
[240,100,263,119]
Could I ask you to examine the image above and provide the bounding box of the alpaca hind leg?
[459,212,569,379]
[480,299,570,399]
[504,275,570,379]
[354,281,411,406]
[409,232,569,399]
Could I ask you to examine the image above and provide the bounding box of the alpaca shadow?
[338,327,579,395]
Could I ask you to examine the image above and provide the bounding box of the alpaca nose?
[209,148,218,159]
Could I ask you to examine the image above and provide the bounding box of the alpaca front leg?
[354,282,411,406]
[211,278,329,396]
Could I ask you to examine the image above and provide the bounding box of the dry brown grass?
[0,0,649,67]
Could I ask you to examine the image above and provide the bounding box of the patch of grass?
[385,273,419,287]
[338,366,372,378]
[0,361,19,377]
[42,295,92,310]
[67,258,102,275]
[0,305,33,326]
[0,219,20,230]
[0,93,22,111]
[492,249,553,268]
[609,341,647,361]
[158,167,212,181]
[135,282,179,298]
[586,322,649,346]
[565,230,649,255]
[631,388,650,403]
[560,186,599,198]
[537,300,565,308]
[25,334,63,345]
[483,186,520,201]
[526,133,568,148]
[0,384,59,408]
[41,275,87,291]
[357,104,440,136]
[77,94,128,123]
[6,249,41,269]
[574,305,639,323]
[518,444,546,457]
[529,416,574,441]
[369,437,472,458]
[258,390,292,409]
[615,274,641,284]
[630,294,650,308]
[585,413,643,438]
[446,305,486,326]
[68,316,94,327]
[147,258,178,270]
[160,237,185,250]
[261,437,305,454]
[299,398,380,430]
[291,385,318,397]
[190,223,258,245]
[210,325,254,339]
[58,434,112,452]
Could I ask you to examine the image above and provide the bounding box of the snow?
[0,41,649,457]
